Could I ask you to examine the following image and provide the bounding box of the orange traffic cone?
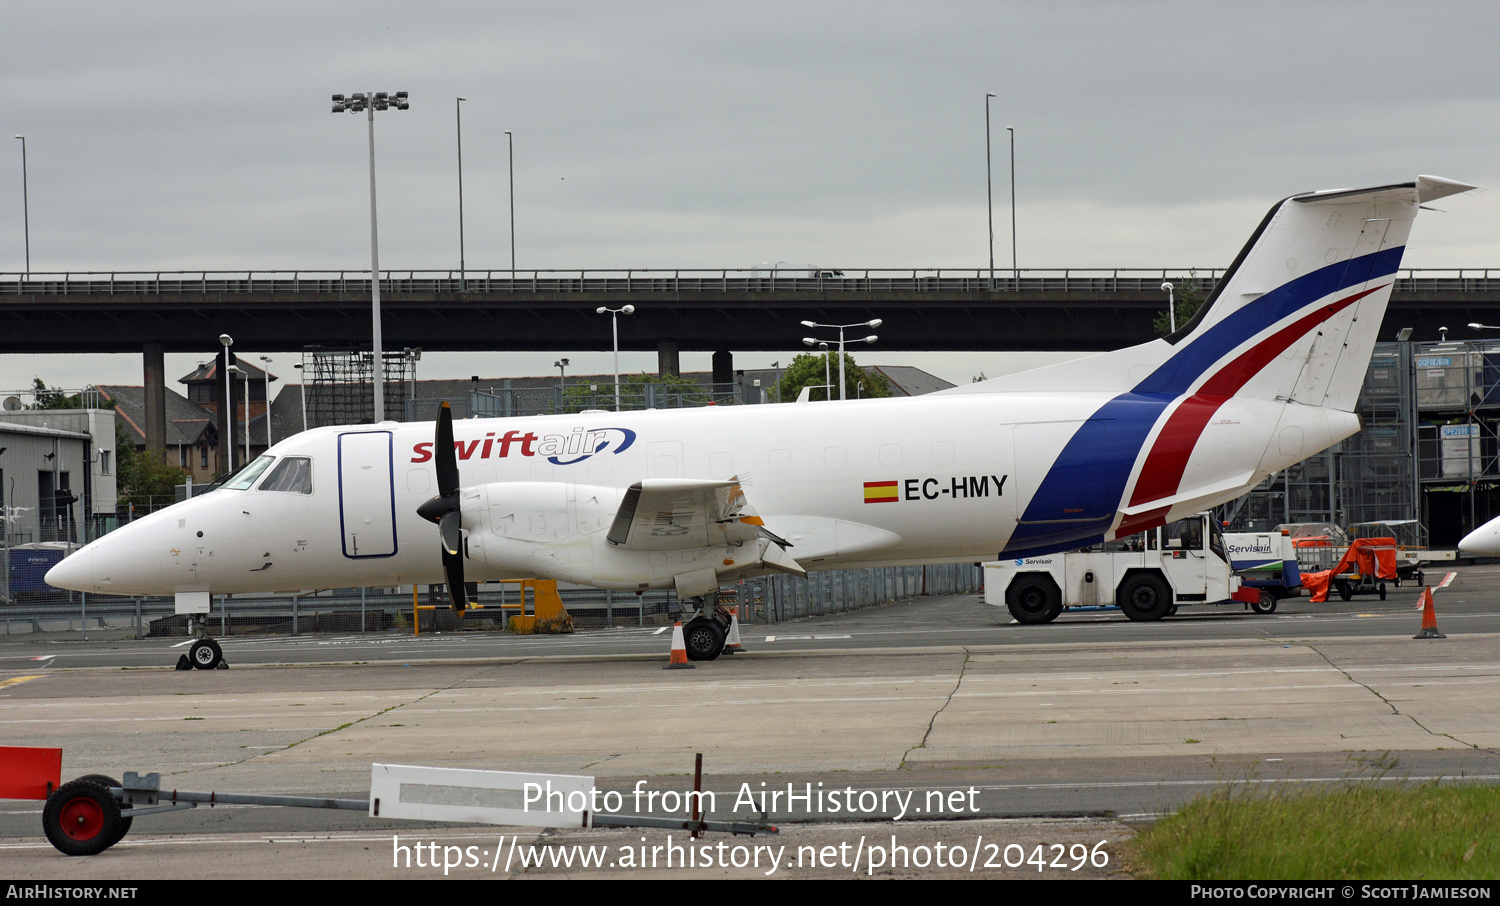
[1414,587,1446,639]
[723,607,743,654]
[664,621,696,669]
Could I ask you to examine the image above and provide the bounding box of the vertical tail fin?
[1147,175,1472,411]
[985,176,1473,555]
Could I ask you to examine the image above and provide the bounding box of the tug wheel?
[43,780,125,856]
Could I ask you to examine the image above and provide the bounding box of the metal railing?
[0,563,983,636]
[5,267,1500,297]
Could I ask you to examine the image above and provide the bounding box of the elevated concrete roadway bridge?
[5,267,1496,356]
[3,266,1496,454]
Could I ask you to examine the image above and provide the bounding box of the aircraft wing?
[605,478,770,551]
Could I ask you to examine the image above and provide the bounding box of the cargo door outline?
[338,431,398,559]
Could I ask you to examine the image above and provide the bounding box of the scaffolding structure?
[301,347,419,429]
[1227,340,1500,544]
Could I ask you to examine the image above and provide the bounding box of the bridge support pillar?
[657,339,679,377]
[712,349,733,387]
[143,342,166,463]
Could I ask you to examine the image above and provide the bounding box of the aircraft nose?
[45,547,94,593]
[1459,523,1500,558]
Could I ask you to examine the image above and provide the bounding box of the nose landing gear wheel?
[43,780,125,856]
[190,638,223,670]
[682,617,726,662]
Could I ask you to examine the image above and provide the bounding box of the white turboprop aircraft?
[48,176,1473,664]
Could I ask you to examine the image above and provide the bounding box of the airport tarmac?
[2,568,1497,879]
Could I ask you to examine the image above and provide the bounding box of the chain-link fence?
[0,563,983,638]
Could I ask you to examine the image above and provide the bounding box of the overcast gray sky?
[3,1,1497,394]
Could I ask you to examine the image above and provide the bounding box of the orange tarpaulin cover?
[1301,537,1399,603]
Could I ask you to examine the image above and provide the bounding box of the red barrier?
[0,746,63,800]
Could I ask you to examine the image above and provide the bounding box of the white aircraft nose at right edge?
[1459,515,1500,557]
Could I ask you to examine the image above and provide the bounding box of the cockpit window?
[225,455,275,490]
[259,456,313,494]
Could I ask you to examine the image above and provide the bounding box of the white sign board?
[1440,424,1481,478]
[369,763,595,828]
[174,590,211,615]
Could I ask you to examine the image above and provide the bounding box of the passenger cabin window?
[225,455,275,490]
[259,456,313,494]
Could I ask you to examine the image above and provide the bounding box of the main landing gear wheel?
[1251,590,1278,614]
[1005,576,1062,624]
[682,617,726,662]
[1118,574,1172,622]
[43,779,125,856]
[190,638,223,670]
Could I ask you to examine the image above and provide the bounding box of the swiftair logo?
[412,426,637,466]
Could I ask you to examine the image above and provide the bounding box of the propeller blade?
[442,547,468,612]
[440,510,462,557]
[422,402,468,611]
[434,401,458,498]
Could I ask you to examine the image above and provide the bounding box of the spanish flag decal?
[863,481,899,503]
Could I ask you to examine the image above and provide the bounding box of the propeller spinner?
[416,402,470,611]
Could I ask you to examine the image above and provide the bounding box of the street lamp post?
[456,97,467,292]
[556,357,569,388]
[292,362,308,434]
[14,135,28,275]
[801,319,882,401]
[259,356,274,447]
[1008,126,1017,286]
[597,306,635,411]
[504,130,515,275]
[1162,282,1176,333]
[219,334,234,474]
[985,93,995,290]
[332,90,409,423]
[821,343,831,399]
[230,365,249,466]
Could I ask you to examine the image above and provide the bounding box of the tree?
[1154,271,1206,336]
[115,421,188,510]
[771,352,891,402]
[27,378,84,410]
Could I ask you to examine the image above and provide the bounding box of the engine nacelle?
[458,481,796,592]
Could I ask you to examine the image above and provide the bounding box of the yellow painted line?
[0,675,46,690]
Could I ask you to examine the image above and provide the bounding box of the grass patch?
[1130,783,1499,880]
